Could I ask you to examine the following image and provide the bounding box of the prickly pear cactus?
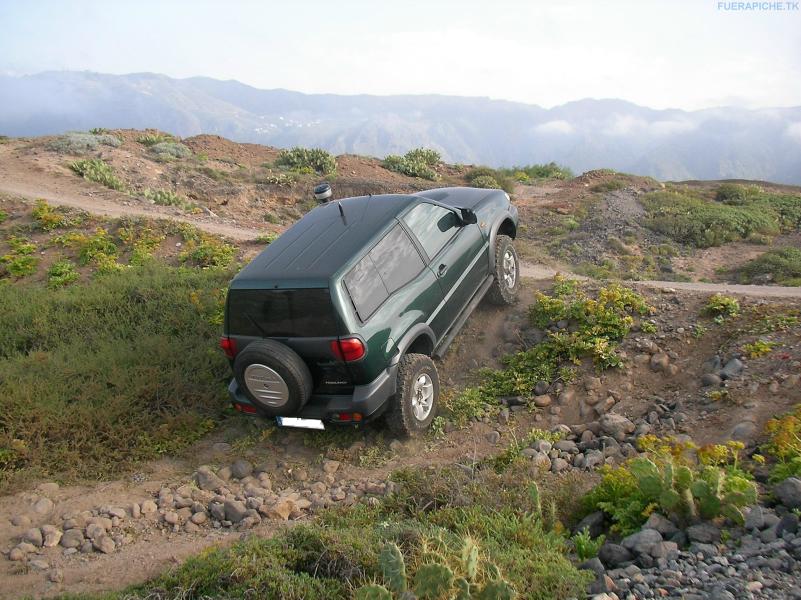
[380,542,408,593]
[461,536,479,581]
[355,583,393,600]
[454,576,471,600]
[413,563,454,600]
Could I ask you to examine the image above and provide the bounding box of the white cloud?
[649,119,697,136]
[604,115,697,137]
[534,120,574,134]
[784,122,801,143]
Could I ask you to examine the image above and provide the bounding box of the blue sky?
[1,0,799,109]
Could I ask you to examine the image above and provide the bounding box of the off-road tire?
[487,234,519,305]
[233,340,313,416]
[386,353,439,437]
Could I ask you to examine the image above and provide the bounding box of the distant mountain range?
[2,71,801,183]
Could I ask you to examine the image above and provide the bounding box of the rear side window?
[402,202,460,260]
[344,224,424,321]
[227,288,338,337]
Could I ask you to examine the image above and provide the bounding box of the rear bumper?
[228,363,398,423]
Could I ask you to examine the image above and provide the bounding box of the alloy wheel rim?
[503,249,517,289]
[411,373,434,421]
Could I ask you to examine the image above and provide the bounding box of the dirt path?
[0,145,262,241]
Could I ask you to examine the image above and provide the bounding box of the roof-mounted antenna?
[337,201,346,225]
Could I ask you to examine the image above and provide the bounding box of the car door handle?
[437,263,448,277]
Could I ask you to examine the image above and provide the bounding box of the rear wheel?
[233,340,313,416]
[487,234,519,305]
[386,353,439,437]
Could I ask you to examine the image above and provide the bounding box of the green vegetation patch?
[383,148,440,180]
[735,247,801,286]
[277,147,337,175]
[0,262,231,486]
[641,188,801,248]
[762,405,801,483]
[136,132,175,147]
[116,465,591,600]
[465,166,515,194]
[70,158,127,191]
[149,141,193,161]
[46,259,79,288]
[582,436,757,535]
[447,279,652,423]
[47,131,122,154]
[0,235,39,279]
[503,163,573,182]
[591,179,625,193]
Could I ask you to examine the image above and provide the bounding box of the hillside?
[2,71,801,182]
[1,131,801,599]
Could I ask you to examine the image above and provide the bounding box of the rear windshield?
[226,288,339,337]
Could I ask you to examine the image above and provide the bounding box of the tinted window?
[370,225,424,293]
[344,255,388,321]
[227,288,338,337]
[402,202,460,259]
[344,224,425,321]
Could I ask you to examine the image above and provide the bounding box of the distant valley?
[1,70,801,183]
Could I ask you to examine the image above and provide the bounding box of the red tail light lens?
[330,337,366,362]
[220,336,238,359]
[234,403,257,415]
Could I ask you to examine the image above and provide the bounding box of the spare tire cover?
[233,339,313,416]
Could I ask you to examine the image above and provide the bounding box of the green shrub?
[48,131,121,154]
[136,132,175,146]
[148,141,192,161]
[0,210,8,224]
[466,282,651,404]
[504,163,573,180]
[141,188,196,211]
[703,293,740,318]
[277,147,336,175]
[180,235,237,269]
[571,528,605,560]
[591,180,625,193]
[466,167,515,194]
[52,228,121,272]
[763,405,801,482]
[736,247,801,286]
[715,183,750,204]
[641,189,801,248]
[46,259,79,288]
[70,159,126,191]
[0,262,231,486]
[383,148,440,180]
[1,236,39,279]
[31,200,82,231]
[582,438,757,534]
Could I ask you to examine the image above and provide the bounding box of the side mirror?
[459,208,478,225]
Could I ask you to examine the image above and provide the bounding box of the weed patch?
[136,132,175,146]
[48,131,121,154]
[46,259,79,288]
[149,141,192,161]
[735,247,801,286]
[0,262,233,487]
[466,166,515,194]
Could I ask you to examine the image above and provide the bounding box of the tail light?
[233,403,257,415]
[330,337,366,362]
[220,336,238,359]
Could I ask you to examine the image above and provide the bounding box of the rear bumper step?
[228,363,398,422]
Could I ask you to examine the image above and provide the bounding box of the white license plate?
[276,417,325,430]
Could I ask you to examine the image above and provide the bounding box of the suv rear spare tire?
[386,353,439,437]
[233,340,313,416]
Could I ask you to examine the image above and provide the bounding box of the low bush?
[762,405,801,482]
[735,247,801,286]
[582,437,757,534]
[180,235,237,269]
[703,293,740,319]
[70,158,126,191]
[47,131,121,154]
[0,210,7,224]
[451,281,652,409]
[276,147,336,175]
[591,179,625,193]
[136,132,175,146]
[0,262,232,486]
[0,236,39,279]
[383,147,441,180]
[641,189,801,247]
[148,141,193,161]
[31,199,82,231]
[46,259,79,288]
[466,167,515,194]
[715,183,752,205]
[502,163,573,181]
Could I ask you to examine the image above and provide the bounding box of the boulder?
[598,542,633,567]
[195,466,226,491]
[599,414,635,441]
[686,522,720,544]
[621,528,662,556]
[230,459,253,479]
[223,499,248,523]
[774,477,801,509]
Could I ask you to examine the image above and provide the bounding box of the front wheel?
[386,353,439,437]
[487,234,519,305]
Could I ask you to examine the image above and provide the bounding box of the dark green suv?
[221,187,519,435]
